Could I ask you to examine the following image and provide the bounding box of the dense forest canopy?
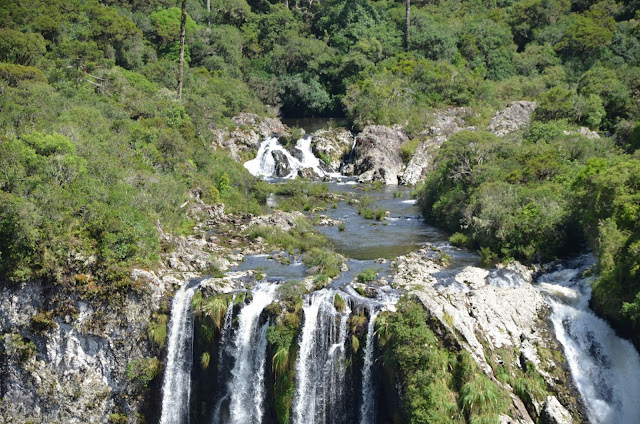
[0,0,639,346]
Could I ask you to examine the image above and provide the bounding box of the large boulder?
[400,107,474,186]
[487,101,536,136]
[354,125,407,185]
[311,127,355,171]
[212,113,287,160]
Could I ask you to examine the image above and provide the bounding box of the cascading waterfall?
[217,294,235,373]
[244,135,340,179]
[292,290,352,424]
[214,283,278,424]
[359,309,379,424]
[538,257,640,424]
[159,282,198,424]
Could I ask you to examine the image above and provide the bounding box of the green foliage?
[2,333,37,363]
[0,28,46,66]
[150,7,196,46]
[147,314,168,348]
[0,63,47,86]
[418,128,619,262]
[357,268,378,283]
[449,233,470,248]
[126,357,161,388]
[303,247,343,278]
[201,351,211,369]
[380,299,509,423]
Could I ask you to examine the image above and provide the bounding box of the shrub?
[126,357,161,388]
[449,232,470,248]
[357,268,378,283]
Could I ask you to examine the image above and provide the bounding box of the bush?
[357,268,378,283]
[126,357,161,388]
[449,232,470,248]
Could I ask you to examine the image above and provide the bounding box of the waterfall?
[244,135,340,179]
[359,309,379,424]
[292,290,352,424]
[159,283,198,424]
[215,294,236,378]
[538,257,640,424]
[216,283,278,424]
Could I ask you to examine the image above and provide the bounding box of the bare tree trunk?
[207,0,211,26]
[177,0,186,100]
[285,0,289,9]
[405,0,410,51]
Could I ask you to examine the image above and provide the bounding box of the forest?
[1,0,639,356]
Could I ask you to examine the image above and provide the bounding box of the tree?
[177,0,187,100]
[405,0,410,51]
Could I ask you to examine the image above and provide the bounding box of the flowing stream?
[159,282,198,424]
[538,257,640,424]
[157,138,640,424]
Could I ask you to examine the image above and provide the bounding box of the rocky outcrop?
[212,113,286,161]
[310,128,354,172]
[354,125,407,184]
[0,280,157,424]
[0,190,307,424]
[564,126,600,139]
[392,246,582,423]
[487,101,536,137]
[400,107,474,185]
[541,396,573,424]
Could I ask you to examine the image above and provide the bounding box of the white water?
[227,283,278,423]
[359,309,379,424]
[538,258,640,424]
[244,135,340,179]
[159,283,198,424]
[292,290,352,424]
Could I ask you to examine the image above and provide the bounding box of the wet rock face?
[0,281,157,424]
[354,125,407,185]
[310,128,354,171]
[272,150,292,177]
[487,101,537,137]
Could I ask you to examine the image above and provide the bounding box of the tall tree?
[207,0,211,26]
[177,0,186,99]
[405,0,410,50]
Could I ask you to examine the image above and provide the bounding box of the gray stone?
[354,125,407,185]
[311,127,355,171]
[541,396,573,424]
[487,101,537,137]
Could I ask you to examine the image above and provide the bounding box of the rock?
[298,167,320,179]
[541,396,573,424]
[400,107,474,186]
[0,279,158,423]
[354,125,407,185]
[487,101,536,136]
[392,250,546,372]
[272,150,292,177]
[212,113,286,160]
[563,127,600,139]
[248,210,305,231]
[399,136,444,186]
[315,215,343,226]
[454,266,489,289]
[341,163,355,175]
[311,128,355,171]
